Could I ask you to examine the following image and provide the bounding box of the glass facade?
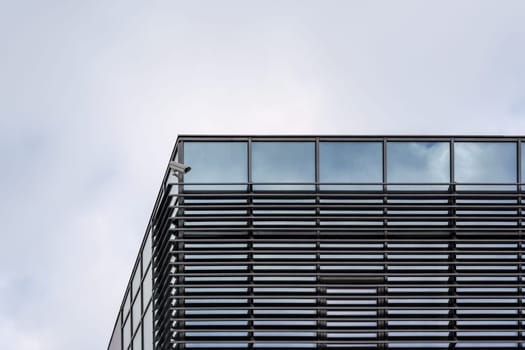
[183,141,247,190]
[107,216,154,350]
[252,141,315,190]
[455,142,517,190]
[108,136,525,350]
[319,141,382,190]
[387,141,449,190]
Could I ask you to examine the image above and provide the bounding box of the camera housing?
[168,161,191,178]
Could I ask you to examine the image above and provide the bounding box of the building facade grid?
[109,135,525,350]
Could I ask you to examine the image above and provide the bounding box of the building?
[108,135,525,350]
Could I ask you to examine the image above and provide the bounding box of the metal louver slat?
[151,186,524,350]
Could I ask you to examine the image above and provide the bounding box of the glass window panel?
[132,294,142,331]
[132,264,141,299]
[142,265,152,305]
[455,142,517,190]
[123,313,132,349]
[387,142,450,190]
[183,142,248,190]
[252,142,315,190]
[320,142,382,190]
[143,302,153,350]
[123,290,131,319]
[142,230,152,271]
[133,327,142,350]
[109,312,122,350]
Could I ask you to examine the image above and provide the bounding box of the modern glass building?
[108,135,525,350]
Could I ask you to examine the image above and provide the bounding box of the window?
[108,312,122,350]
[252,142,315,190]
[320,142,382,190]
[123,313,131,349]
[132,295,142,332]
[143,303,153,350]
[455,142,516,190]
[132,327,142,350]
[142,230,152,271]
[183,142,248,190]
[142,266,152,305]
[123,290,131,319]
[132,264,141,299]
[387,142,449,190]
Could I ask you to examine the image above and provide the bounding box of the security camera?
[169,161,191,178]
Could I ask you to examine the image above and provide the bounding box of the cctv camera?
[169,161,191,177]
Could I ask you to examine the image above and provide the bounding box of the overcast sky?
[1,1,525,349]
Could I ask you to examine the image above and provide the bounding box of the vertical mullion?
[177,141,185,350]
[379,139,387,349]
[449,139,457,350]
[518,140,523,350]
[315,138,326,349]
[119,310,124,350]
[247,138,254,350]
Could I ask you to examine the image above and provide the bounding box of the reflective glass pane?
[252,142,315,190]
[455,142,517,190]
[132,295,142,331]
[143,303,153,350]
[387,142,450,190]
[123,313,131,349]
[142,265,152,305]
[319,142,382,190]
[133,327,142,350]
[183,142,248,190]
[142,230,152,271]
[123,290,131,319]
[132,264,141,299]
[109,312,122,350]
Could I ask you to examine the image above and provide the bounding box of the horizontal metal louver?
[151,188,525,350]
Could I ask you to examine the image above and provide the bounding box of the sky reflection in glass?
[455,142,516,190]
[252,142,315,190]
[320,142,382,190]
[181,140,520,191]
[388,142,449,190]
[183,142,248,190]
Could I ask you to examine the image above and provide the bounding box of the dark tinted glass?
[455,142,516,190]
[320,142,382,190]
[183,142,248,190]
[388,142,450,190]
[252,142,315,190]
